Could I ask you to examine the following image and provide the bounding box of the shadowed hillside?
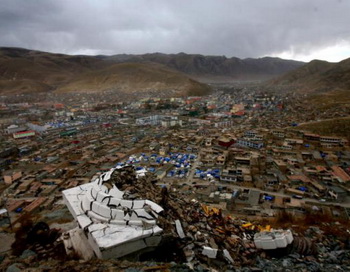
[0,47,211,96]
[107,53,304,80]
[270,58,350,93]
[55,62,212,96]
[295,117,350,139]
[269,57,350,108]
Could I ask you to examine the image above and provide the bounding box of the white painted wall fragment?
[254,229,294,250]
[62,165,164,259]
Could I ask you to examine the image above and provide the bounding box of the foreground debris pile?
[104,166,350,270]
[10,220,64,259]
[109,166,259,266]
[1,166,350,271]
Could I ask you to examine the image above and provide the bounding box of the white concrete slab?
[63,228,95,260]
[202,246,218,258]
[62,165,164,259]
[223,249,234,264]
[175,220,185,239]
[77,215,93,229]
[109,186,124,199]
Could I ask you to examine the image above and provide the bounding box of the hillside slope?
[295,117,350,139]
[270,58,350,93]
[55,62,211,96]
[0,48,210,96]
[0,47,109,84]
[107,53,304,80]
[269,57,350,109]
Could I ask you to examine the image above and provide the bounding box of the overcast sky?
[1,0,349,62]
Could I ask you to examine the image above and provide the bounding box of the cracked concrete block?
[103,169,114,181]
[87,211,107,222]
[97,203,112,218]
[111,220,126,225]
[62,165,163,260]
[129,212,142,222]
[124,213,131,221]
[77,215,93,229]
[120,199,133,209]
[145,200,163,214]
[109,185,124,199]
[96,191,109,203]
[134,209,155,220]
[91,185,99,199]
[88,223,107,232]
[98,174,106,184]
[128,220,143,226]
[112,209,125,220]
[82,194,93,212]
[109,198,121,207]
[100,185,108,193]
[133,200,145,209]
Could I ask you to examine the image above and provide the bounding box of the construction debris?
[58,165,350,270]
[2,166,350,271]
[62,166,164,259]
[254,229,294,250]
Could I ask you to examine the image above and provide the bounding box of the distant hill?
[270,58,350,93]
[0,47,109,83]
[0,47,210,96]
[106,53,304,80]
[55,62,211,96]
[295,117,350,139]
[0,47,305,96]
[0,47,110,95]
[269,57,350,108]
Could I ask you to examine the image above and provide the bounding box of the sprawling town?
[1,84,350,271]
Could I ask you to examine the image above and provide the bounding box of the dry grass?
[296,116,350,139]
[307,89,350,109]
[271,209,350,236]
[0,48,212,96]
[55,62,211,96]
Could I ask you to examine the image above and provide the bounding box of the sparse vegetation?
[296,117,350,139]
[55,63,212,96]
[307,89,350,109]
[0,48,212,97]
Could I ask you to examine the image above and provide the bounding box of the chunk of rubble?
[223,249,234,264]
[175,220,185,239]
[202,246,218,258]
[62,165,164,259]
[254,229,293,250]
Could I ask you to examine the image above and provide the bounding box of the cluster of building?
[0,86,350,262]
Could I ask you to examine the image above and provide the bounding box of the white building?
[5,124,27,135]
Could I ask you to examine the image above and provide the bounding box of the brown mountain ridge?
[0,47,211,96]
[55,62,212,96]
[0,47,305,96]
[270,57,350,93]
[270,57,350,109]
[106,52,305,80]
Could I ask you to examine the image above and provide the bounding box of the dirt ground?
[0,232,15,254]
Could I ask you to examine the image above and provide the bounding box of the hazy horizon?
[1,0,349,62]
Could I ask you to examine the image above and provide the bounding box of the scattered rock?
[282,258,293,268]
[6,263,23,272]
[20,249,37,259]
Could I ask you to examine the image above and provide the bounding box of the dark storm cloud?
[0,0,349,60]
